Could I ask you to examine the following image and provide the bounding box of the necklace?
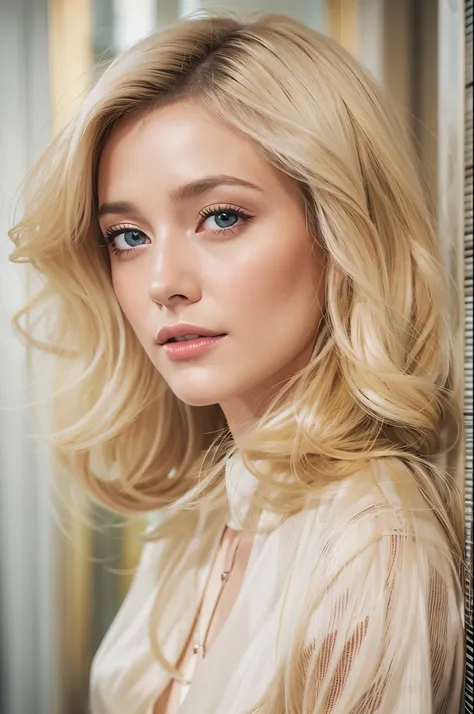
[192,529,241,659]
[155,531,243,709]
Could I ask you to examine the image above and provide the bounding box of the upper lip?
[155,323,226,345]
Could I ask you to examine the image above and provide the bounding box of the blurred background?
[0,1,472,713]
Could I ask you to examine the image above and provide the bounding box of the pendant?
[193,640,205,656]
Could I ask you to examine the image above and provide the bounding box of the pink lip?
[156,322,224,346]
[161,335,226,361]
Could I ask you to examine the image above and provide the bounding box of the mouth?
[156,323,227,346]
[160,334,227,360]
[164,333,226,344]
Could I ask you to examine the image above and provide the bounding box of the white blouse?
[89,454,464,713]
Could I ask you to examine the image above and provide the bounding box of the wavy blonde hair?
[9,11,464,703]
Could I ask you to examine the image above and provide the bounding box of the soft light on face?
[97,100,326,431]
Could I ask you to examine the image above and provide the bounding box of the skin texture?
[97,99,327,436]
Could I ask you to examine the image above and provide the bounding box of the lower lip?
[161,335,226,361]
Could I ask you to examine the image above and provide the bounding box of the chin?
[167,372,265,411]
[166,381,224,407]
[165,373,247,409]
[175,392,220,408]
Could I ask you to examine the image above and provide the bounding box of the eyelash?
[198,204,253,230]
[99,204,254,255]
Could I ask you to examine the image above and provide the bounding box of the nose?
[147,233,201,309]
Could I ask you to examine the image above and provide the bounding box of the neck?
[220,403,256,445]
[219,345,314,442]
[220,382,288,445]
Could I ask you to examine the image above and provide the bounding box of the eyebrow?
[97,174,263,218]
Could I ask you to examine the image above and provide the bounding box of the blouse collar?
[224,452,283,531]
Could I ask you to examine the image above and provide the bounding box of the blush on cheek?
[237,243,316,309]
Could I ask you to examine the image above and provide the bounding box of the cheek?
[111,266,148,331]
[221,232,321,323]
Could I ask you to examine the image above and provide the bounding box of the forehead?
[96,99,294,202]
[99,101,256,183]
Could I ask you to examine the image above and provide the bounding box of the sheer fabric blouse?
[89,454,464,713]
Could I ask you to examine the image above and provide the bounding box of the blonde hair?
[9,12,464,707]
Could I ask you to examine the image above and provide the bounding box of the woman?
[9,12,464,714]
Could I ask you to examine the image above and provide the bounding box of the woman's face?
[97,99,326,431]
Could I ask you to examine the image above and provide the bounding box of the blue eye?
[116,230,146,248]
[210,211,239,229]
[199,205,253,233]
[101,226,149,254]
